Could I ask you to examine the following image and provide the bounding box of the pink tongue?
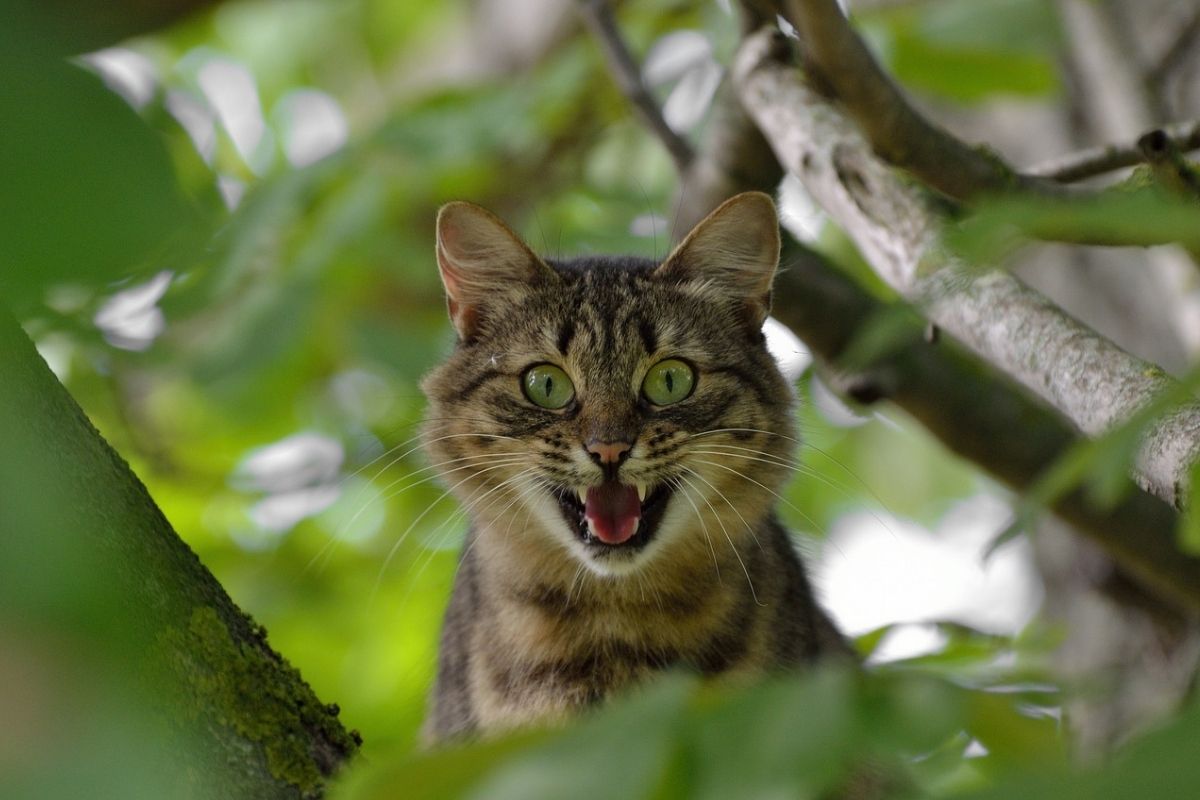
[585,483,642,545]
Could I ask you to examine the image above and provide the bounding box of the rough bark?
[768,0,1062,201]
[734,29,1200,511]
[646,60,1189,619]
[0,305,358,798]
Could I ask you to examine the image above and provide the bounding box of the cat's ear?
[654,192,780,324]
[435,201,553,340]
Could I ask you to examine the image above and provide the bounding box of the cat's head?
[421,193,796,577]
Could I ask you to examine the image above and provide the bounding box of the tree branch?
[771,0,1200,199]
[635,29,1196,613]
[734,28,1200,511]
[575,0,695,173]
[1029,119,1200,182]
[0,306,358,795]
[772,0,1059,201]
[770,243,1195,613]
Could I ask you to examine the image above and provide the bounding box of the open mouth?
[553,481,672,553]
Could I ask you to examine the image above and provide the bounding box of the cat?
[420,192,848,743]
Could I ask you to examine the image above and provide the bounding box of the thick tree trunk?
[0,305,358,798]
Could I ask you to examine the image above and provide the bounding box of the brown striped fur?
[421,193,848,743]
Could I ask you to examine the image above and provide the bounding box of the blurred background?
[5,0,1200,794]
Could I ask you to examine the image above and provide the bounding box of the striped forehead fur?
[426,254,780,411]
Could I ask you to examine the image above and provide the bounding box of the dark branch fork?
[778,0,1050,201]
[774,0,1200,193]
[1031,119,1200,183]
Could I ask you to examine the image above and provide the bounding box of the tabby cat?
[421,192,847,743]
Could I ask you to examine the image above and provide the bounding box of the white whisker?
[692,444,864,500]
[690,427,799,443]
[369,462,532,604]
[680,470,761,606]
[317,453,527,575]
[679,462,765,555]
[668,475,721,582]
[689,457,826,529]
[398,469,533,611]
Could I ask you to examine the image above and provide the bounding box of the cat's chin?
[550,482,672,571]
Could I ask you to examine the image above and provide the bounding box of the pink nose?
[586,440,632,465]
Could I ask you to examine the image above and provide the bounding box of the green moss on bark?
[156,607,360,798]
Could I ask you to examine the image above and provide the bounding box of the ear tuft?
[654,192,780,324]
[435,202,552,339]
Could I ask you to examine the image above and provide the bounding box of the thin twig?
[1138,130,1200,265]
[1029,119,1200,182]
[575,0,694,173]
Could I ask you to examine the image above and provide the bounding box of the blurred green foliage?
[6,0,1198,797]
[946,187,1200,264]
[858,0,1061,103]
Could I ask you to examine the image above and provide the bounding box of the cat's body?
[421,194,847,744]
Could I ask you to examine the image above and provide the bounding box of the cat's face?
[421,193,795,577]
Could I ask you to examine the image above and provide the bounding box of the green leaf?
[962,702,1200,798]
[966,692,1065,769]
[947,188,1200,265]
[890,42,1058,103]
[1007,368,1199,538]
[466,676,689,800]
[0,56,205,312]
[687,669,858,799]
[859,0,1061,103]
[333,728,552,800]
[1177,459,1200,556]
[852,624,895,660]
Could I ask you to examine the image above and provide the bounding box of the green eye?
[523,364,575,409]
[642,359,695,406]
